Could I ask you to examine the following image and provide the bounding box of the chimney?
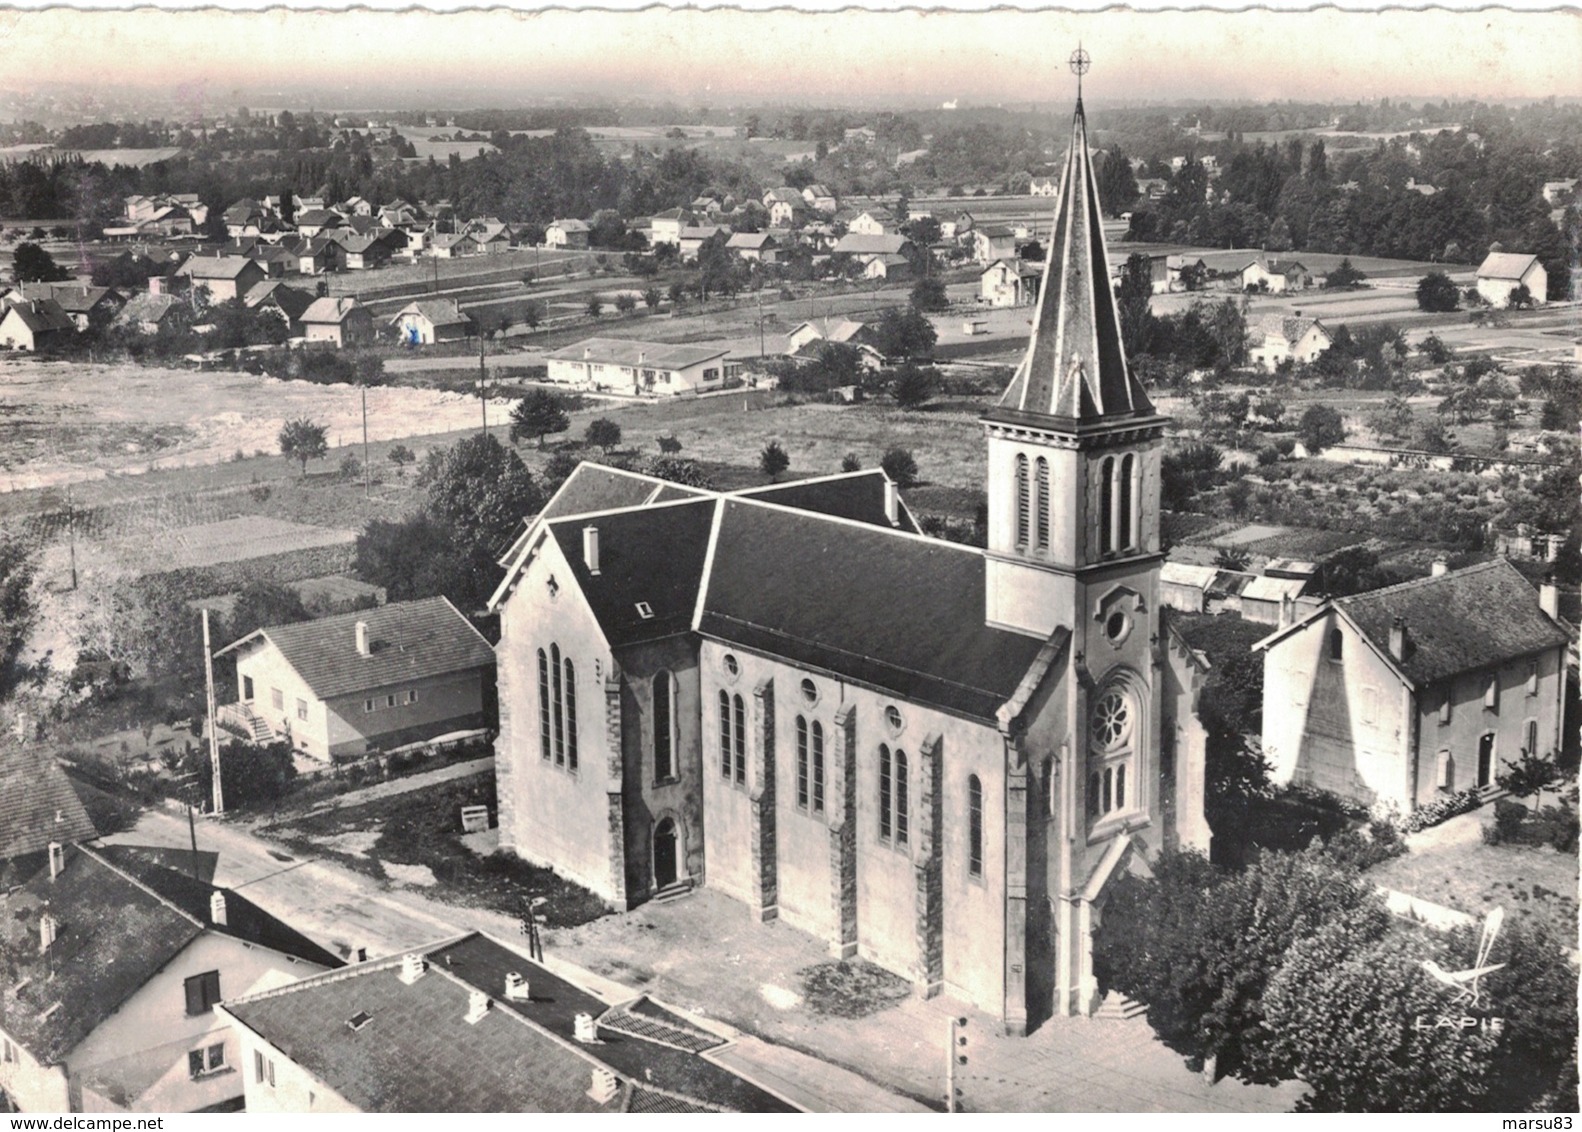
[504,972,531,1001]
[209,890,228,926]
[1389,616,1407,661]
[1540,573,1559,619]
[583,525,600,575]
[884,480,899,526]
[1431,557,1449,577]
[464,989,492,1025]
[398,953,427,984]
[573,1012,599,1043]
[1293,308,1302,319]
[39,912,57,953]
[355,620,370,656]
[583,346,592,360]
[1279,592,1295,629]
[47,841,63,880]
[587,1067,620,1104]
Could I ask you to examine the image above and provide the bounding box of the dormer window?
[1484,676,1499,711]
[635,602,654,620]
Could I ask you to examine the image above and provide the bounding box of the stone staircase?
[1091,992,1148,1020]
[1478,782,1510,805]
[216,702,273,744]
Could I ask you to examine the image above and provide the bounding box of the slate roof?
[831,233,910,256]
[221,933,795,1112]
[294,209,341,228]
[300,296,365,325]
[540,465,692,525]
[1478,252,1542,281]
[1,298,74,334]
[0,746,96,860]
[543,337,731,370]
[550,218,589,233]
[1332,559,1568,687]
[1256,314,1328,346]
[215,596,494,701]
[736,470,920,534]
[698,499,1050,720]
[548,499,717,647]
[243,281,314,322]
[393,299,471,328]
[115,293,180,327]
[179,255,259,281]
[726,231,775,250]
[8,284,119,314]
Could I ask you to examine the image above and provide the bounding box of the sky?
[0,8,1578,110]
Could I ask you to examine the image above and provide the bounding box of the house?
[863,253,911,281]
[544,219,590,249]
[724,231,777,263]
[1239,258,1310,293]
[972,226,1017,265]
[241,282,314,338]
[677,225,728,262]
[1255,560,1569,812]
[1240,574,1312,627]
[175,255,267,303]
[468,221,514,255]
[647,208,693,247]
[1476,252,1547,307]
[1029,176,1059,197]
[293,210,342,239]
[429,231,481,259]
[0,843,337,1113]
[830,232,912,265]
[223,199,267,238]
[784,318,879,356]
[1166,254,1207,290]
[1541,179,1576,206]
[218,932,801,1113]
[391,299,474,345]
[336,233,392,271]
[489,93,1211,1034]
[544,338,737,396]
[1,285,122,331]
[762,187,805,227]
[849,208,900,236]
[248,244,300,278]
[299,297,374,347]
[113,293,182,334]
[0,747,97,886]
[801,184,838,214]
[1159,562,1221,615]
[0,299,75,352]
[1248,314,1333,371]
[214,597,495,762]
[1404,177,1438,197]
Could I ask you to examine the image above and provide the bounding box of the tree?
[910,276,949,313]
[873,306,937,361]
[1297,404,1346,452]
[355,354,386,387]
[614,292,637,315]
[1116,253,1156,361]
[521,299,546,331]
[0,540,37,699]
[642,456,714,489]
[1508,283,1535,310]
[1497,747,1559,811]
[1414,416,1456,453]
[880,446,919,488]
[278,418,328,475]
[1417,332,1452,364]
[840,453,861,472]
[1416,270,1460,313]
[509,390,572,448]
[1096,148,1140,218]
[227,581,311,642]
[759,439,790,481]
[12,242,70,283]
[1324,258,1367,289]
[1368,395,1414,441]
[585,296,603,319]
[388,444,415,471]
[584,417,622,454]
[891,362,938,410]
[642,287,662,311]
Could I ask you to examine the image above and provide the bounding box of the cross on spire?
[1069,44,1090,103]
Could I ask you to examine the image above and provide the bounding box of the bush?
[880,446,919,488]
[1398,787,1483,833]
[840,453,861,473]
[759,439,790,480]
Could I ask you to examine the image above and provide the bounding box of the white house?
[725,231,778,263]
[648,208,692,247]
[972,226,1017,265]
[980,258,1041,307]
[544,219,590,249]
[390,299,474,345]
[1476,252,1547,307]
[1239,258,1310,294]
[543,337,738,396]
[1248,314,1333,371]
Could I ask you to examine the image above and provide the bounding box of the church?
[488,88,1211,1033]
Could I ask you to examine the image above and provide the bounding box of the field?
[93,515,355,574]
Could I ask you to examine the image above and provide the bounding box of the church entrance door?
[654,818,678,889]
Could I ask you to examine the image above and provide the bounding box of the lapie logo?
[1414,906,1507,1036]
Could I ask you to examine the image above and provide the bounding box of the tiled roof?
[1,298,74,333]
[0,747,96,860]
[179,255,259,281]
[698,499,1048,720]
[393,299,471,327]
[8,284,118,314]
[735,470,920,534]
[831,233,909,256]
[216,596,494,701]
[1334,559,1568,687]
[1477,252,1541,281]
[726,232,775,250]
[542,337,730,370]
[1256,314,1326,345]
[300,296,364,324]
[222,933,795,1112]
[115,293,179,326]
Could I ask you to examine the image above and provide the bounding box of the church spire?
[991,54,1153,424]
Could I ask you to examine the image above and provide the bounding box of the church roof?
[990,100,1154,426]
[697,500,1047,721]
[739,471,920,534]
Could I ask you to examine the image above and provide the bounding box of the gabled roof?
[1255,313,1328,346]
[1477,251,1542,281]
[983,257,1041,279]
[992,99,1153,425]
[115,293,180,326]
[0,747,96,860]
[549,218,589,232]
[831,233,910,256]
[1257,560,1568,688]
[300,296,366,325]
[8,283,119,314]
[735,469,920,534]
[725,231,776,250]
[220,932,796,1113]
[215,596,494,701]
[178,254,260,281]
[243,281,314,321]
[1,298,75,334]
[294,209,341,227]
[392,298,471,328]
[543,337,730,370]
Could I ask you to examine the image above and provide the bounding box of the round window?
[1091,690,1132,749]
[800,678,818,706]
[884,705,904,734]
[723,654,740,680]
[1104,610,1130,644]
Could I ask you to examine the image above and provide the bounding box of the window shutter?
[185,974,205,1016]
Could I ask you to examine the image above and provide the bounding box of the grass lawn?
[258,775,608,929]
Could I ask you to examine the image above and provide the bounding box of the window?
[242,676,254,701]
[538,650,552,761]
[1088,687,1136,822]
[884,705,904,734]
[1440,693,1452,725]
[1117,454,1135,551]
[1328,628,1344,662]
[563,658,578,771]
[723,653,740,680]
[796,716,810,809]
[271,687,284,710]
[800,678,819,706]
[386,693,397,709]
[1014,454,1030,548]
[296,698,308,722]
[1034,457,1050,551]
[654,672,676,781]
[405,689,419,705]
[2,1037,16,1063]
[253,1051,275,1088]
[1526,719,1540,757]
[1527,662,1539,696]
[968,774,983,878]
[733,695,746,785]
[1436,749,1453,790]
[188,1043,225,1078]
[879,744,893,841]
[1484,676,1499,711]
[1042,757,1055,817]
[1099,456,1115,553]
[719,690,733,779]
[551,644,565,765]
[812,722,826,814]
[895,750,910,845]
[184,970,221,1016]
[364,698,375,714]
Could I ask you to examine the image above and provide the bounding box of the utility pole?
[202,608,224,816]
[65,481,77,591]
[947,1015,967,1112]
[756,291,765,358]
[361,379,371,498]
[479,331,488,435]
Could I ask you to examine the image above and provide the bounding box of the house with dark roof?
[490,88,1212,1035]
[391,298,474,345]
[544,338,738,396]
[544,219,590,249]
[214,596,495,761]
[724,231,778,263]
[0,843,336,1113]
[1238,257,1310,293]
[1248,312,1332,371]
[218,931,800,1113]
[175,254,267,303]
[0,747,96,882]
[1477,251,1548,308]
[971,225,1017,265]
[242,282,315,337]
[113,293,183,334]
[0,298,75,352]
[1,285,123,331]
[1255,560,1569,811]
[980,258,1042,307]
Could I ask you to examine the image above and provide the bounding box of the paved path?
[293,754,494,815]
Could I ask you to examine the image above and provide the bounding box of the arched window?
[1014,454,1030,548]
[732,694,746,785]
[1117,454,1135,551]
[653,672,675,781]
[1034,457,1050,551]
[796,716,810,809]
[564,658,578,771]
[550,644,564,766]
[1088,684,1137,822]
[895,750,910,845]
[968,774,983,878]
[1328,628,1344,661]
[812,722,826,814]
[718,690,733,779]
[878,744,893,841]
[1099,456,1115,554]
[537,649,551,761]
